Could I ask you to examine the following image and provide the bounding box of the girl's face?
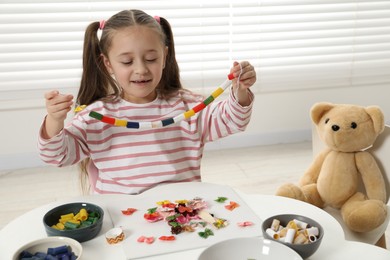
[103,26,167,104]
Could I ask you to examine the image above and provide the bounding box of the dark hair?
[76,9,182,106]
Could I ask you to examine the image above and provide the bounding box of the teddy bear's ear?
[365,106,385,135]
[310,102,334,125]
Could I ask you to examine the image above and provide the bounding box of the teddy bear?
[276,102,387,233]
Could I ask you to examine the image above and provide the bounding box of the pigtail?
[76,22,118,106]
[158,17,182,97]
[76,22,119,195]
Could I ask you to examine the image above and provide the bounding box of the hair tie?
[97,20,105,41]
[154,16,160,24]
[99,20,106,30]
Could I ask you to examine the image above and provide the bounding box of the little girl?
[38,9,256,194]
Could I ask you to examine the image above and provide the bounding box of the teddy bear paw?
[342,199,387,233]
[275,183,306,201]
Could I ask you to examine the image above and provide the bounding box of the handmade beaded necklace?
[78,72,237,129]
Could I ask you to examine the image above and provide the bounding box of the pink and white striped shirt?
[38,90,253,194]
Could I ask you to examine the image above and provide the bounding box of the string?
[76,72,236,129]
[234,62,243,104]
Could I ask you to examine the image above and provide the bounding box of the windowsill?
[0,98,44,111]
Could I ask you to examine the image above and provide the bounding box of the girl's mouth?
[132,79,151,84]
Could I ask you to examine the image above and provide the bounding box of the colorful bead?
[203,96,214,106]
[192,102,206,113]
[127,121,139,129]
[89,111,103,120]
[211,87,224,99]
[115,119,127,127]
[74,105,86,112]
[162,118,175,126]
[101,116,115,124]
[184,109,195,119]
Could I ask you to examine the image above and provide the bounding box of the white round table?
[1,183,389,259]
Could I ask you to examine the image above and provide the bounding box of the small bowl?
[43,202,104,243]
[261,214,324,259]
[12,236,82,260]
[198,237,303,260]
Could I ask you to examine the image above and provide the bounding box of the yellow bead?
[115,119,127,127]
[211,87,224,99]
[74,105,86,112]
[184,110,195,119]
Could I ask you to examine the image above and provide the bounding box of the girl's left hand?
[230,61,256,106]
[230,61,256,90]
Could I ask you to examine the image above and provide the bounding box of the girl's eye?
[122,61,133,65]
[146,58,157,62]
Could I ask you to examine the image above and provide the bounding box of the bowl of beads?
[261,214,324,259]
[12,236,82,260]
[43,202,104,243]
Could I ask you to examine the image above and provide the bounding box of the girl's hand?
[45,90,74,121]
[42,90,74,138]
[231,61,257,90]
[230,61,256,106]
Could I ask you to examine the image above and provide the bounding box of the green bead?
[89,111,103,120]
[203,96,214,105]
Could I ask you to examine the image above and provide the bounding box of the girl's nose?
[134,61,148,74]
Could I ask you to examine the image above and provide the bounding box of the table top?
[1,182,390,260]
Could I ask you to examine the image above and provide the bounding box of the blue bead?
[126,121,140,129]
[162,118,175,126]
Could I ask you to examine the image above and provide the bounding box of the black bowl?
[261,214,324,259]
[43,202,104,243]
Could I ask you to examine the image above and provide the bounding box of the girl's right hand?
[42,90,74,139]
[44,90,74,122]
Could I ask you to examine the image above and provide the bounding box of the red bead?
[101,116,115,125]
[192,102,206,113]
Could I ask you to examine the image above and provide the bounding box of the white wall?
[0,85,388,171]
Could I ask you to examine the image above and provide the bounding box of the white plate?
[198,237,303,260]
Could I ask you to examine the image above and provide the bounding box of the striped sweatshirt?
[38,89,254,194]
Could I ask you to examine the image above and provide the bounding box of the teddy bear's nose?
[332,125,340,131]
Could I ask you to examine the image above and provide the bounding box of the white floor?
[0,141,388,249]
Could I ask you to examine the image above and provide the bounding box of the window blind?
[0,0,389,103]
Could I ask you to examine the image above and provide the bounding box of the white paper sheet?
[106,182,262,259]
